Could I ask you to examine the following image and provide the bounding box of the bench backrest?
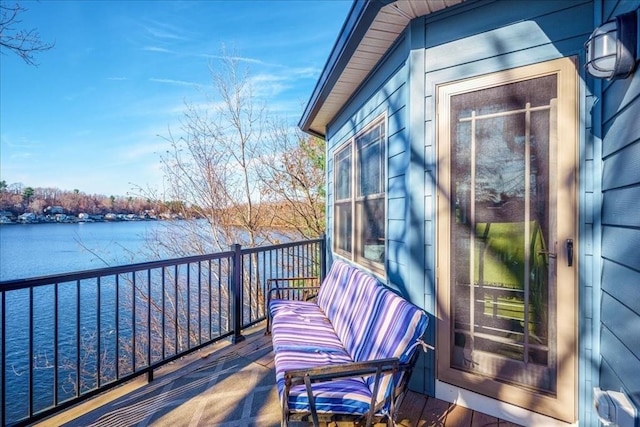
[317,261,429,402]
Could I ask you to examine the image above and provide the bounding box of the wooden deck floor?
[41,323,521,427]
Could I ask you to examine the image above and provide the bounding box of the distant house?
[46,206,65,215]
[300,1,640,426]
[18,213,37,223]
[0,211,15,223]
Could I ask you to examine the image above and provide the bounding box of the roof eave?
[298,0,465,139]
[298,0,393,138]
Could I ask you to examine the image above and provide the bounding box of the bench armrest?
[267,276,319,301]
[284,357,399,384]
[265,277,320,335]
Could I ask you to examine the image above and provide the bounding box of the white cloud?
[141,19,190,41]
[149,78,201,88]
[143,46,173,53]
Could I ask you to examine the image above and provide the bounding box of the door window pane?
[449,75,557,393]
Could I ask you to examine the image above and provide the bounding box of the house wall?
[323,0,640,424]
[597,0,640,414]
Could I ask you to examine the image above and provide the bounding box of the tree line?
[0,181,164,216]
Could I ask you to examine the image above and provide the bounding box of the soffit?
[300,0,464,138]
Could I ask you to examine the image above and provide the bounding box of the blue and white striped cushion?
[358,290,429,404]
[316,260,354,313]
[270,304,344,353]
[274,348,353,393]
[323,268,385,363]
[274,349,375,415]
[285,379,374,415]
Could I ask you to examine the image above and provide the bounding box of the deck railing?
[0,237,325,426]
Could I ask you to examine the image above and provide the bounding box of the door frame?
[435,57,579,423]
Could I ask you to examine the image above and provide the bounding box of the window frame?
[332,115,387,275]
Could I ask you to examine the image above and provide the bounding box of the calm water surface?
[0,221,163,281]
[0,221,194,422]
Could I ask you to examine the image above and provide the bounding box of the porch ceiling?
[299,0,464,138]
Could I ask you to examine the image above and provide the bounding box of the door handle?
[567,239,573,267]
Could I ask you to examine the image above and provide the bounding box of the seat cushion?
[274,349,377,416]
[286,379,374,415]
[274,348,353,394]
[270,300,344,353]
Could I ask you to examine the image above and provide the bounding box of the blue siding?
[598,0,640,413]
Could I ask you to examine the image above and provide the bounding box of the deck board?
[396,390,428,426]
[471,411,500,427]
[41,323,523,427]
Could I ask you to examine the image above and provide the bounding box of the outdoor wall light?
[585,9,638,79]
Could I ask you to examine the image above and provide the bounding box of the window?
[333,118,386,272]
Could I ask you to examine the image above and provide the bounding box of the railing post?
[230,243,245,344]
[320,233,327,282]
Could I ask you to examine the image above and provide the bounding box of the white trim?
[435,380,579,427]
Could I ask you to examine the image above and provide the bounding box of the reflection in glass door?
[436,58,578,422]
[450,76,557,392]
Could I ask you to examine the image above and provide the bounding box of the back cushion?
[316,260,353,313]
[318,261,388,361]
[328,269,384,361]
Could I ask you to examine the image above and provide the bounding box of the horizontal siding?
[424,0,591,50]
[424,1,591,72]
[601,260,640,315]
[601,293,640,360]
[599,0,640,411]
[602,140,640,189]
[601,227,640,271]
[602,186,640,227]
[599,327,640,404]
[602,87,640,157]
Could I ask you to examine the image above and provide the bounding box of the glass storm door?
[436,58,578,422]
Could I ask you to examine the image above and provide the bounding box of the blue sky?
[0,0,351,197]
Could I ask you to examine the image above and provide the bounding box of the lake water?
[0,221,163,281]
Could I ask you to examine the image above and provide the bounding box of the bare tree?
[260,123,325,239]
[154,53,272,255]
[0,1,54,66]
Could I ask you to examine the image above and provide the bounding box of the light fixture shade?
[585,9,638,79]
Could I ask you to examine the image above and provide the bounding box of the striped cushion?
[285,379,374,415]
[315,260,354,311]
[320,267,386,363]
[274,349,375,415]
[358,290,429,404]
[270,301,344,353]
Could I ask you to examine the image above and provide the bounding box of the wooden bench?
[267,260,430,427]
